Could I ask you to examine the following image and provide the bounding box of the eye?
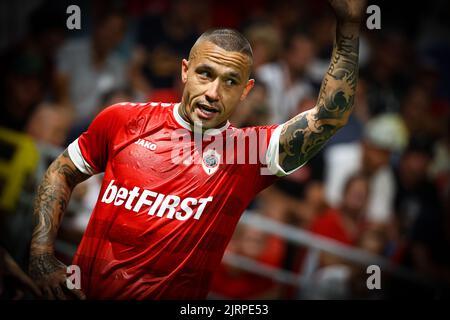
[198,70,211,79]
[225,79,237,86]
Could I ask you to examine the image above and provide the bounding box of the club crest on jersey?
[202,149,220,175]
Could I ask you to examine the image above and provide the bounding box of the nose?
[205,78,220,103]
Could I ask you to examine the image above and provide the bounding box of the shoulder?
[91,102,156,126]
[99,101,171,115]
[86,101,175,140]
[234,124,279,135]
[101,101,178,125]
[230,124,280,146]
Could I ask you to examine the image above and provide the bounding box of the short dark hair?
[191,28,253,64]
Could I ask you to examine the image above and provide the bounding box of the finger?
[59,276,86,300]
[27,280,43,298]
[69,288,87,300]
[53,285,68,300]
[12,289,25,300]
[43,286,55,300]
[15,270,43,298]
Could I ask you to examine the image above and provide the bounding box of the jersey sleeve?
[244,124,282,193]
[68,104,125,175]
[265,122,307,177]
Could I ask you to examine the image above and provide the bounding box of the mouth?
[195,103,220,120]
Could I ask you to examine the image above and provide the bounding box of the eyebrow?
[196,63,242,82]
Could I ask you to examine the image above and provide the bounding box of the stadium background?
[0,0,449,299]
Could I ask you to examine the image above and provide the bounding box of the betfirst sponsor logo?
[101,180,213,221]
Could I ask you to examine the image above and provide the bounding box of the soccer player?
[29,0,366,299]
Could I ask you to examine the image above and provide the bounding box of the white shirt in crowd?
[324,142,395,224]
[257,62,313,124]
[57,38,126,121]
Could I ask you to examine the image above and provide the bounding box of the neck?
[178,101,192,124]
[178,100,228,131]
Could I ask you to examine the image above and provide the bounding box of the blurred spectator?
[307,11,335,85]
[362,31,412,116]
[0,53,46,131]
[393,136,438,242]
[324,113,409,227]
[55,8,128,124]
[229,79,271,127]
[130,0,200,100]
[429,118,450,198]
[311,174,370,251]
[392,136,450,285]
[244,23,281,70]
[268,0,310,38]
[0,1,67,131]
[400,85,445,139]
[256,29,315,124]
[210,223,285,299]
[66,86,135,144]
[25,103,73,148]
[299,174,373,299]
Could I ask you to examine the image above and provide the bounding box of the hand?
[29,253,86,300]
[328,0,367,24]
[0,247,42,299]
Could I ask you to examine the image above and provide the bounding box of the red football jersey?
[67,102,287,299]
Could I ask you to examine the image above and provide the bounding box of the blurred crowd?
[0,0,449,299]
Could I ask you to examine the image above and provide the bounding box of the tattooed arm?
[278,0,366,172]
[29,150,89,299]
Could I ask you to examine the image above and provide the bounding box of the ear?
[181,59,189,84]
[240,79,255,101]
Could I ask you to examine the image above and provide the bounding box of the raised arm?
[29,150,89,299]
[278,0,366,172]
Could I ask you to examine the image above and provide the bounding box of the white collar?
[173,103,230,135]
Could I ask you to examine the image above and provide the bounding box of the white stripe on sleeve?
[265,123,306,177]
[67,138,96,175]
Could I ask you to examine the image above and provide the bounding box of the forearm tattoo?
[279,23,360,172]
[29,253,67,280]
[30,150,89,257]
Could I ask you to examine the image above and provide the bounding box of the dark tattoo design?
[279,23,360,172]
[29,253,66,280]
[29,150,89,277]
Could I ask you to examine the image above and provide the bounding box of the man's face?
[180,41,254,129]
[95,15,125,53]
[362,141,391,175]
[286,35,315,74]
[343,177,369,214]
